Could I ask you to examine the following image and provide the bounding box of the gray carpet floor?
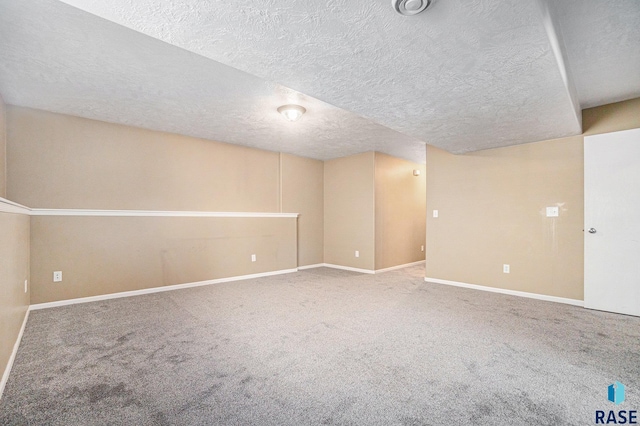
[1,265,639,425]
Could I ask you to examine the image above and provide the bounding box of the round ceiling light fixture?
[277,104,306,122]
[393,0,432,16]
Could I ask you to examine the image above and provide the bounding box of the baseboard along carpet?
[1,265,639,425]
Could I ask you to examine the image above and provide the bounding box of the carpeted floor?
[1,265,639,425]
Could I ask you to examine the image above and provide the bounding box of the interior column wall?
[281,153,324,267]
[324,152,375,271]
[374,153,426,270]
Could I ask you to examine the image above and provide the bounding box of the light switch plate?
[546,206,559,217]
[433,210,439,218]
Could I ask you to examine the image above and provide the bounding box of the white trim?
[278,152,283,214]
[0,309,29,400]
[297,263,325,270]
[29,269,298,310]
[424,277,584,307]
[300,262,424,274]
[0,197,31,215]
[0,200,299,218]
[375,260,425,274]
[29,209,298,218]
[322,263,376,274]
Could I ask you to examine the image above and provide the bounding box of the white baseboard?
[297,263,325,270]
[0,309,29,400]
[321,264,376,274]
[301,262,424,275]
[30,268,298,310]
[424,277,584,307]
[375,260,425,274]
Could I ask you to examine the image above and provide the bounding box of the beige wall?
[13,96,640,307]
[324,152,375,270]
[7,107,280,211]
[425,97,640,300]
[281,154,324,267]
[375,153,426,270]
[583,97,640,136]
[6,107,321,304]
[324,151,426,271]
[426,138,584,299]
[30,216,296,304]
[0,210,30,388]
[0,95,6,199]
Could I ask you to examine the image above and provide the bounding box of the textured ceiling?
[1,0,639,162]
[0,0,426,163]
[56,0,586,153]
[552,0,640,109]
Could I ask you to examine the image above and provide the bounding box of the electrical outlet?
[546,206,559,217]
[421,245,424,252]
[503,264,510,274]
[53,271,62,282]
[24,279,28,293]
[355,250,360,258]
[251,254,256,262]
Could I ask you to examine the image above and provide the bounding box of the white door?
[584,127,640,317]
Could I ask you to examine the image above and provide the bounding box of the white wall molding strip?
[0,197,31,215]
[424,277,584,307]
[0,309,29,400]
[0,198,300,218]
[29,209,299,218]
[375,260,425,274]
[30,268,298,311]
[322,264,376,274]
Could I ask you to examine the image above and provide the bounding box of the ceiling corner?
[536,0,583,133]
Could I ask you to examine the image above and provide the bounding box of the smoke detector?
[393,0,432,16]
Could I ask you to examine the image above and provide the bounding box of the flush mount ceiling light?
[393,0,432,16]
[277,104,306,122]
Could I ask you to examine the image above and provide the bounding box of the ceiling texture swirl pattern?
[0,0,639,163]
